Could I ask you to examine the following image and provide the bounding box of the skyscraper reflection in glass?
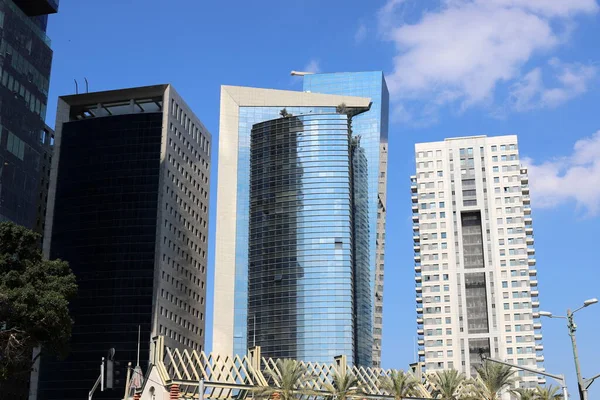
[213,79,388,367]
[303,72,389,367]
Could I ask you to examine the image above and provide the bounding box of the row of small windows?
[160,286,205,314]
[167,151,209,199]
[0,66,47,118]
[159,305,203,335]
[170,100,210,156]
[0,38,50,96]
[158,324,202,351]
[169,125,210,172]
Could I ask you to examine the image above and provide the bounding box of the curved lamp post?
[540,298,598,400]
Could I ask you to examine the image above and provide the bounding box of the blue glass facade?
[233,106,336,358]
[226,72,388,367]
[303,72,389,365]
[248,113,357,364]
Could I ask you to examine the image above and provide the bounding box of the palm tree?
[254,359,314,400]
[323,369,362,400]
[512,387,537,400]
[467,361,517,400]
[428,369,468,400]
[533,385,563,400]
[378,370,420,399]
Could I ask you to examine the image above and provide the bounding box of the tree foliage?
[532,385,563,400]
[0,222,77,381]
[323,369,362,400]
[378,370,421,399]
[429,369,468,400]
[254,359,315,400]
[466,361,517,400]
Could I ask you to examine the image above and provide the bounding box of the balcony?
[521,184,530,194]
[534,333,543,341]
[413,223,420,231]
[416,296,423,303]
[531,290,539,297]
[527,247,535,255]
[524,205,532,215]
[412,204,419,212]
[415,275,422,283]
[530,279,538,286]
[413,233,420,242]
[415,265,422,273]
[529,268,537,276]
[535,344,544,351]
[416,285,422,293]
[418,349,425,356]
[536,355,545,362]
[528,258,536,266]
[412,214,419,222]
[412,194,418,203]
[416,306,423,314]
[525,216,533,225]
[525,226,533,234]
[534,322,542,330]
[521,174,529,184]
[526,235,534,245]
[523,195,531,204]
[417,328,424,335]
[532,311,540,319]
[418,339,425,346]
[414,245,421,252]
[532,300,540,308]
[417,317,423,324]
[414,254,421,262]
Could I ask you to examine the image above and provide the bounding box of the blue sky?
[46,0,600,397]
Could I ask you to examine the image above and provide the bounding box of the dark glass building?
[0,0,57,234]
[33,85,212,400]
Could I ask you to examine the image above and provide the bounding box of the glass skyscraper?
[213,72,389,367]
[303,72,389,367]
[0,0,58,235]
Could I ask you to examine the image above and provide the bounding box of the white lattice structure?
[132,336,431,400]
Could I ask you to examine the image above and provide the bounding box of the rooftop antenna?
[136,325,140,366]
[74,79,78,94]
[84,77,89,93]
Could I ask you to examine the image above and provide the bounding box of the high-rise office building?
[412,135,545,389]
[33,85,211,400]
[0,0,57,234]
[213,71,389,367]
[302,72,389,368]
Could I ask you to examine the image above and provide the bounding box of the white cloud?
[355,23,367,44]
[524,130,600,216]
[378,0,598,117]
[303,59,321,74]
[510,59,597,111]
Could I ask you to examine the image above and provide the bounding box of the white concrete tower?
[412,135,545,390]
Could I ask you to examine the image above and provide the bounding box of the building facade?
[213,74,389,367]
[0,0,57,233]
[412,135,545,389]
[302,72,389,368]
[33,85,211,400]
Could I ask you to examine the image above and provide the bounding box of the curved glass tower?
[247,113,369,363]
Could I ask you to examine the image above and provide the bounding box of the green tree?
[533,385,563,400]
[378,370,421,399]
[323,369,362,400]
[255,359,315,400]
[467,361,517,400]
[428,369,468,399]
[0,222,77,381]
[512,387,537,400]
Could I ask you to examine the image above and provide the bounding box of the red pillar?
[170,384,180,400]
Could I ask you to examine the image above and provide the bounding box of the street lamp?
[540,298,599,400]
